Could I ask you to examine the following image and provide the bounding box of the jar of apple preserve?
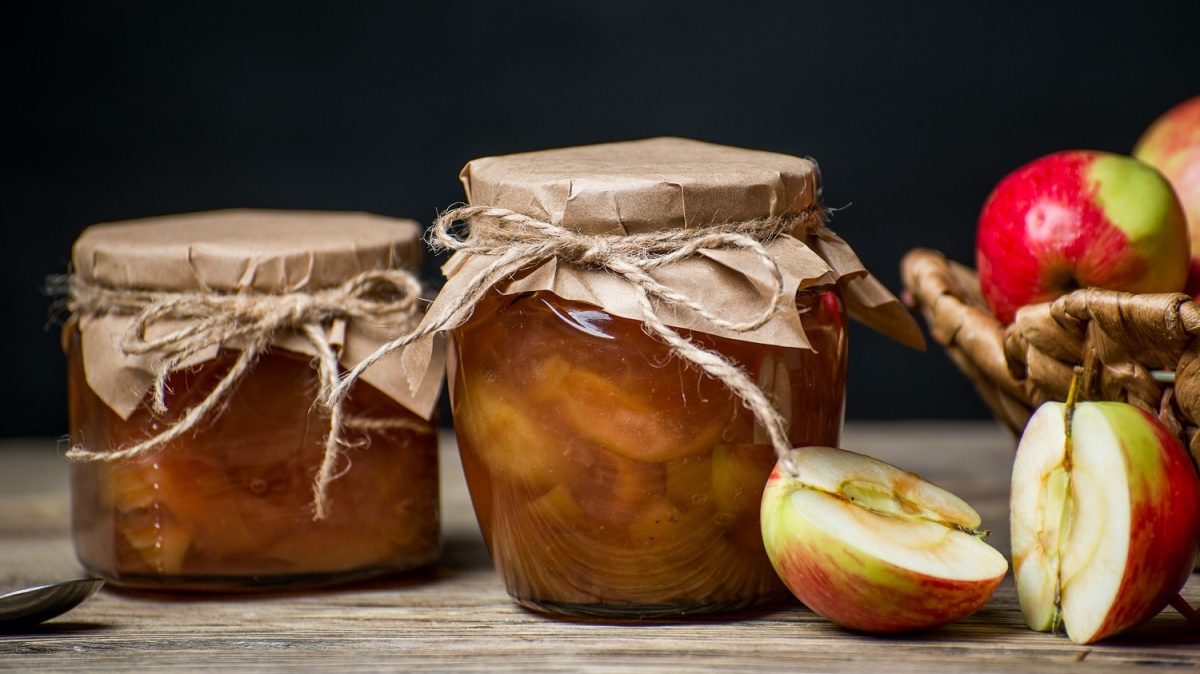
[411,138,923,617]
[64,209,445,591]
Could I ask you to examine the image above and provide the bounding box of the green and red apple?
[761,446,1007,633]
[1135,97,1200,296]
[1011,400,1200,644]
[976,150,1189,324]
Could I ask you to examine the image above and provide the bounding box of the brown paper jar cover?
[73,209,442,420]
[413,138,923,372]
[441,138,922,617]
[461,136,821,234]
[66,209,442,590]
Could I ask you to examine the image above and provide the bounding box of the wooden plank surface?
[1,423,1198,672]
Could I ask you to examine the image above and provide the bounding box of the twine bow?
[330,205,827,476]
[65,269,426,520]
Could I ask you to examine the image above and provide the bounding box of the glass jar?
[448,287,847,616]
[64,209,441,591]
[431,137,922,617]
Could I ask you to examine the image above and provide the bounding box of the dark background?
[4,2,1198,437]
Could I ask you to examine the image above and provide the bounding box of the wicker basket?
[900,248,1200,463]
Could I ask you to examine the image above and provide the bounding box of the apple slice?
[104,463,194,574]
[453,376,569,493]
[712,443,777,518]
[528,355,724,463]
[1012,400,1200,644]
[761,446,1007,633]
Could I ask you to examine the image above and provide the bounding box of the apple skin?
[976,150,1189,324]
[1075,404,1200,642]
[1135,97,1200,296]
[760,465,1003,633]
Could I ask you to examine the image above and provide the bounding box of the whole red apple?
[976,150,1189,324]
[1135,97,1200,295]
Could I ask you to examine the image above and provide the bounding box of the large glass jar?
[432,137,922,617]
[448,288,847,616]
[64,210,441,591]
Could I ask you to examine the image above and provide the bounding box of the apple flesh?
[1135,97,1200,296]
[977,150,1189,324]
[761,446,1007,633]
[1011,401,1200,644]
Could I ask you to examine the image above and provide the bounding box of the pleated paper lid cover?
[69,209,442,421]
[73,209,422,292]
[441,138,924,352]
[460,137,820,234]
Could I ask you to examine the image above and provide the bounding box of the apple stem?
[1169,593,1200,626]
[1063,367,1084,445]
[1066,368,1082,409]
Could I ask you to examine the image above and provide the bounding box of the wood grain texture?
[1,424,1198,673]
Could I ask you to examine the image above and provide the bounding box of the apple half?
[761,446,1008,633]
[1012,401,1200,644]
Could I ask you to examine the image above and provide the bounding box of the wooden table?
[2,423,1198,672]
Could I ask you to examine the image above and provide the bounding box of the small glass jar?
[65,210,441,590]
[449,288,847,616]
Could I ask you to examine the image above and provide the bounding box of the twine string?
[329,204,826,473]
[64,269,426,520]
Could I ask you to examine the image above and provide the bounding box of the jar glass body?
[447,289,847,617]
[68,331,440,591]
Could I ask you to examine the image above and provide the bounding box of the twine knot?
[65,268,426,520]
[332,204,828,472]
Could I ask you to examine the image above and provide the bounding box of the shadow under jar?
[448,288,847,617]
[65,210,441,591]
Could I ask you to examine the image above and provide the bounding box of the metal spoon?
[0,579,103,630]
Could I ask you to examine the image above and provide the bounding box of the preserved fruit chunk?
[530,356,724,463]
[107,464,193,574]
[664,453,713,508]
[711,444,777,518]
[455,374,567,493]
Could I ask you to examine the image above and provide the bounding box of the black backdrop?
[4,2,1198,436]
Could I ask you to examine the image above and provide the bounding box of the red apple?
[976,150,1189,324]
[1135,97,1200,295]
[1011,400,1200,644]
[760,446,1007,633]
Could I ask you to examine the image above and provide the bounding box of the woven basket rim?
[900,247,1200,441]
